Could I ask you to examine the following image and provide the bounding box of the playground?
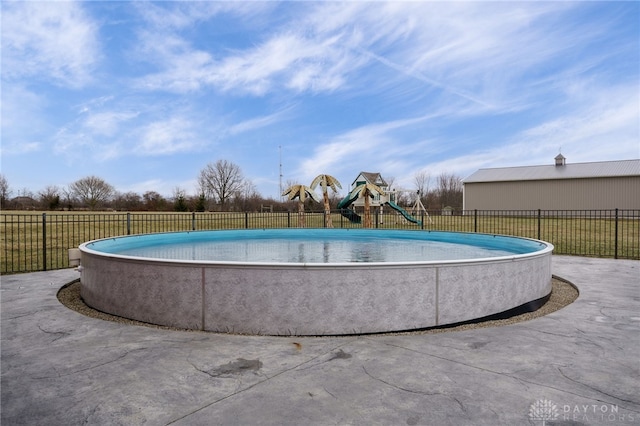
[337,171,429,226]
[337,187,427,226]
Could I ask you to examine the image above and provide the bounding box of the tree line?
[0,160,463,212]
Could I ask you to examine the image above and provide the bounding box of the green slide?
[386,201,421,225]
[337,192,361,223]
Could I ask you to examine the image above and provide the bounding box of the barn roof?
[463,159,640,183]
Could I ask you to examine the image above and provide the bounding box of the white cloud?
[83,111,139,137]
[295,72,639,191]
[45,91,220,165]
[413,80,640,182]
[133,1,589,112]
[1,1,100,87]
[513,92,639,163]
[228,108,292,136]
[295,112,442,182]
[0,141,40,156]
[134,31,216,92]
[296,2,599,113]
[120,178,166,196]
[52,105,138,162]
[75,96,115,114]
[135,28,358,95]
[135,1,273,31]
[132,2,396,96]
[0,84,48,155]
[135,117,201,155]
[52,126,93,162]
[3,1,636,200]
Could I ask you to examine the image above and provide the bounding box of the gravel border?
[57,276,578,336]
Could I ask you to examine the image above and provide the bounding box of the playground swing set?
[337,172,432,226]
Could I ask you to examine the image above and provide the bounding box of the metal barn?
[463,156,640,211]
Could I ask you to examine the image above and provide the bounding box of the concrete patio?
[1,256,639,425]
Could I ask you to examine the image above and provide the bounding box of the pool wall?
[79,235,553,335]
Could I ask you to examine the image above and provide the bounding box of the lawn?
[1,210,637,273]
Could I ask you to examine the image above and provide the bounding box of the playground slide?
[337,192,361,223]
[386,200,422,225]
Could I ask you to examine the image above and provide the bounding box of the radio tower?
[279,145,283,201]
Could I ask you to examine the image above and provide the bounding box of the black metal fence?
[1,209,638,274]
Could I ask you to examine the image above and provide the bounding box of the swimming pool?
[79,229,553,335]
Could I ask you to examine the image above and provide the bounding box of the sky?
[2,1,639,200]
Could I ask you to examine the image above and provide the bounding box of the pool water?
[86,229,546,264]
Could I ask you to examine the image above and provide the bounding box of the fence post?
[614,208,619,259]
[287,211,291,228]
[127,212,131,235]
[537,209,541,240]
[474,209,477,233]
[245,212,249,229]
[42,213,47,271]
[192,212,196,231]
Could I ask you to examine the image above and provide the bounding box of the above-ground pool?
[79,229,554,336]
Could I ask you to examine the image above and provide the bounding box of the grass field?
[1,210,638,273]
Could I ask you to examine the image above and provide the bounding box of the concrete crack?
[557,366,640,409]
[37,324,71,342]
[450,395,466,413]
[188,358,263,378]
[5,311,39,321]
[32,348,146,379]
[188,361,218,379]
[361,365,467,415]
[323,387,339,399]
[361,365,440,396]
[294,340,358,371]
[167,339,359,424]
[372,339,640,412]
[82,404,101,425]
[517,325,575,339]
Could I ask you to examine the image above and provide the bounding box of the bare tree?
[198,160,245,211]
[142,191,167,211]
[0,174,11,209]
[113,191,143,211]
[414,170,431,206]
[436,172,463,210]
[68,176,114,210]
[61,187,76,210]
[39,185,61,210]
[413,170,431,210]
[17,187,35,198]
[234,180,260,211]
[385,176,396,190]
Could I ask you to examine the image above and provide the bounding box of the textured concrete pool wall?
[79,248,552,335]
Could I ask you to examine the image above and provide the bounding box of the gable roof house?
[350,172,390,207]
[463,156,640,211]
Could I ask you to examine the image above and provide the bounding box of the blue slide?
[386,201,422,225]
[337,192,361,223]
